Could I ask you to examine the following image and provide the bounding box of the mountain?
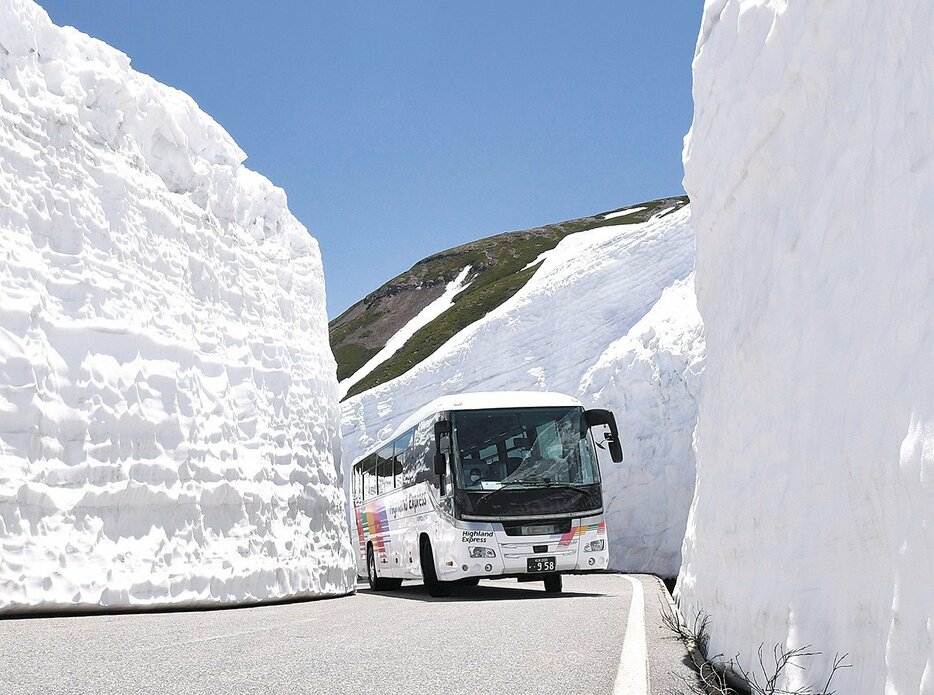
[340,201,704,578]
[330,196,688,398]
[0,0,354,612]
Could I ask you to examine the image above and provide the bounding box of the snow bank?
[581,277,703,575]
[0,0,355,612]
[342,206,703,577]
[679,1,934,691]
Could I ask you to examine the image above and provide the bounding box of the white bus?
[350,391,623,596]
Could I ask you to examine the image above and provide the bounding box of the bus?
[350,391,623,596]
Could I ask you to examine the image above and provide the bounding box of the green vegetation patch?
[333,344,381,382]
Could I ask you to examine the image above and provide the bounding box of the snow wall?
[679,1,934,691]
[0,0,356,612]
[342,207,704,578]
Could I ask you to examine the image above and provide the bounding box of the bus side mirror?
[434,452,447,476]
[585,408,624,464]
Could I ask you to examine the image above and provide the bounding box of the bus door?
[402,419,435,578]
[385,429,412,578]
[374,444,395,573]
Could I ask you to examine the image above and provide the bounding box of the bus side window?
[352,463,362,502]
[410,418,434,485]
[363,453,378,499]
[376,445,394,494]
[393,429,414,489]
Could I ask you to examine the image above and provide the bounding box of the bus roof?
[353,391,585,465]
[397,391,584,436]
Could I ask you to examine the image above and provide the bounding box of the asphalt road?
[0,574,701,695]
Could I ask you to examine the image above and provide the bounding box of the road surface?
[0,574,701,694]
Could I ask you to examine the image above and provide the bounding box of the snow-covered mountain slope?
[330,197,687,399]
[338,265,473,398]
[679,1,934,691]
[342,206,703,577]
[0,0,355,612]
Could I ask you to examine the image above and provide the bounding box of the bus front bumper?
[437,540,609,580]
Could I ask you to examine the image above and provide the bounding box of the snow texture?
[604,206,647,220]
[338,265,473,398]
[679,1,934,691]
[0,0,355,613]
[581,276,703,576]
[342,207,703,578]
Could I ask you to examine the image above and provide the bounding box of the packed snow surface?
[338,265,473,398]
[342,207,703,577]
[0,0,355,612]
[679,1,934,691]
[604,206,647,220]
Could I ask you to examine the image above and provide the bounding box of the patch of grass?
[333,344,380,382]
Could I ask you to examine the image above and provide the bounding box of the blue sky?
[37,1,703,318]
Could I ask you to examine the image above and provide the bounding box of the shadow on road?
[0,591,355,622]
[356,581,605,603]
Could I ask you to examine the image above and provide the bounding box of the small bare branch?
[657,601,849,695]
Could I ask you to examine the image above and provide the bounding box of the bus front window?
[450,407,600,490]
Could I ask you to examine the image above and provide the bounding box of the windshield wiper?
[532,481,593,497]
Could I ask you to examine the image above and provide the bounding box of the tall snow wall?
[342,207,704,578]
[0,0,356,612]
[680,1,934,691]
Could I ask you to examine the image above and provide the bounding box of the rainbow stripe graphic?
[354,508,367,557]
[358,502,391,561]
[557,521,607,548]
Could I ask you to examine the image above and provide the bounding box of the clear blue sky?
[37,1,703,318]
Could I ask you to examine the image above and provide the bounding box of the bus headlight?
[584,539,605,552]
[468,546,496,558]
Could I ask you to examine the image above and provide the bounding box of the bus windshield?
[451,407,600,490]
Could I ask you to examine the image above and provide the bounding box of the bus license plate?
[527,557,556,573]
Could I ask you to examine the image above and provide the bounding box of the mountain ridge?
[330,195,689,398]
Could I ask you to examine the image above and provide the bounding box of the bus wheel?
[367,545,401,591]
[543,574,563,594]
[366,545,380,590]
[419,537,451,597]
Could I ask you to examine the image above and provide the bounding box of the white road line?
[613,575,649,695]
